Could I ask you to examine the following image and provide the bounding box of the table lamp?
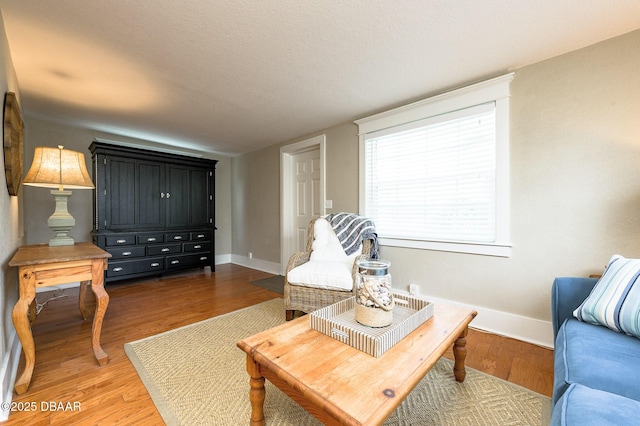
[23,145,95,246]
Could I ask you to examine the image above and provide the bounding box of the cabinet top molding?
[89,141,218,168]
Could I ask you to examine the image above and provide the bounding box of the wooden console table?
[9,242,111,394]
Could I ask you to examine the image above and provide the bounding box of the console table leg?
[90,259,109,365]
[28,299,37,323]
[78,280,95,320]
[246,354,266,426]
[12,266,36,395]
[453,326,469,383]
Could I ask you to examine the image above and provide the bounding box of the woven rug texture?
[124,298,550,425]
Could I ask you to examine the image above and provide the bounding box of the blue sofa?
[551,277,640,425]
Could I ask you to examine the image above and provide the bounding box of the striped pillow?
[574,255,640,338]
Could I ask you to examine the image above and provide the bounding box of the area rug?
[249,275,285,294]
[124,298,550,425]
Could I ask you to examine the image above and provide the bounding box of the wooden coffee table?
[237,301,477,425]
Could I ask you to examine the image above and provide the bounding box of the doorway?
[280,135,326,275]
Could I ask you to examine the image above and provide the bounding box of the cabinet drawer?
[105,234,136,246]
[166,232,189,242]
[190,231,211,241]
[107,246,146,259]
[147,243,182,256]
[166,253,210,270]
[137,233,165,244]
[183,241,211,252]
[106,257,165,277]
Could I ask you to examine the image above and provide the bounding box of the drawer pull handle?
[171,260,180,265]
[200,256,208,261]
[197,234,205,238]
[150,262,160,267]
[161,248,170,252]
[194,245,201,249]
[116,239,127,244]
[173,236,183,240]
[147,237,157,242]
[122,251,132,256]
[113,267,124,272]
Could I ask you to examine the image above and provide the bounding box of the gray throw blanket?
[325,212,379,259]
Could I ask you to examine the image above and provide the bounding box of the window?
[356,73,513,257]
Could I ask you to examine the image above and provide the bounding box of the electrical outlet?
[248,252,253,259]
[325,200,333,208]
[409,284,419,295]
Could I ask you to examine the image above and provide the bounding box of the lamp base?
[47,189,75,246]
[48,234,75,247]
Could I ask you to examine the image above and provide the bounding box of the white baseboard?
[394,289,554,349]
[1,332,22,421]
[215,254,232,265]
[230,255,281,275]
[472,304,553,349]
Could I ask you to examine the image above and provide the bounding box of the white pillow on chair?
[287,218,362,291]
[309,218,361,262]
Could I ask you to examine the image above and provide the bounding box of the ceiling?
[2,1,640,157]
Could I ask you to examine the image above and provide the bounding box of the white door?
[280,135,326,275]
[291,148,321,252]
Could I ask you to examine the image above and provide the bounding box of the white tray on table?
[309,293,434,357]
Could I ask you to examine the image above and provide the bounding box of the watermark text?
[2,401,82,412]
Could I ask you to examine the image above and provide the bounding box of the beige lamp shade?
[23,145,94,190]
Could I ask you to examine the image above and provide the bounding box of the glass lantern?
[355,259,394,327]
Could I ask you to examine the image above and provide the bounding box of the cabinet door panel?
[166,165,190,227]
[189,168,210,227]
[138,161,165,228]
[107,158,136,229]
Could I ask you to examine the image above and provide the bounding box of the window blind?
[363,102,497,243]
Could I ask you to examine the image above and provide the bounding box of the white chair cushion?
[287,260,354,291]
[310,218,361,261]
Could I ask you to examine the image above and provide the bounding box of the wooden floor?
[4,263,554,425]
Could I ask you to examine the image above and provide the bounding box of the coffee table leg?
[246,354,266,426]
[453,326,469,382]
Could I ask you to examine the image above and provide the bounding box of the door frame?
[280,134,326,275]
